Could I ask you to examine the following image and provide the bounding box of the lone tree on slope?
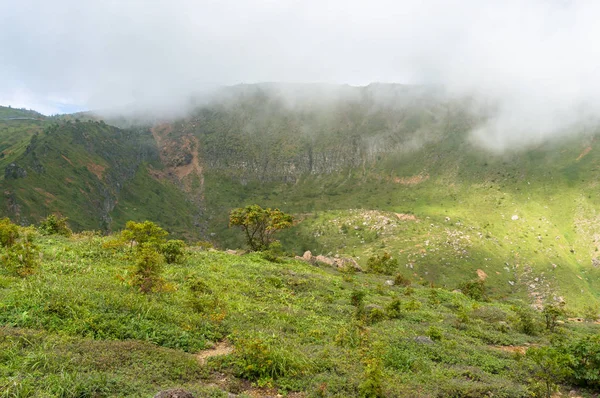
[229,204,293,251]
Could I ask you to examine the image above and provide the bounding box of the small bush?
[512,306,540,336]
[386,298,403,319]
[38,214,72,237]
[393,273,411,287]
[121,220,168,250]
[364,305,386,325]
[187,278,219,314]
[427,326,443,342]
[367,252,398,275]
[160,239,186,264]
[260,241,284,263]
[350,290,367,308]
[129,244,165,293]
[1,235,40,277]
[195,240,214,251]
[232,337,308,381]
[0,218,19,247]
[458,279,486,301]
[359,357,385,398]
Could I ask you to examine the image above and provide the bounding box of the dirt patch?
[196,341,234,365]
[395,213,418,221]
[577,146,592,161]
[393,174,429,185]
[150,125,204,197]
[61,154,74,166]
[492,345,528,355]
[476,269,488,281]
[87,162,106,180]
[33,187,56,205]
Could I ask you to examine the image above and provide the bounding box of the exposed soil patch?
[492,345,528,355]
[476,269,488,281]
[577,145,592,161]
[86,162,106,180]
[395,213,418,221]
[196,341,234,365]
[33,187,56,205]
[150,125,204,196]
[61,154,74,166]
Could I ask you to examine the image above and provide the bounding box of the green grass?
[1,230,599,397]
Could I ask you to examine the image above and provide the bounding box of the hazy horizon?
[3,0,600,150]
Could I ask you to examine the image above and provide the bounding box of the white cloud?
[2,0,600,149]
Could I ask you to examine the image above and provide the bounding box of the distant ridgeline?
[2,83,600,307]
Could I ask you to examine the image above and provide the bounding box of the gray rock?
[414,336,434,345]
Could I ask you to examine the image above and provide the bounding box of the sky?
[2,0,600,149]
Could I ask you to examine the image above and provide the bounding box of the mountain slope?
[2,84,600,309]
[1,120,198,237]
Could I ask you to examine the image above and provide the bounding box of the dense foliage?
[229,204,293,251]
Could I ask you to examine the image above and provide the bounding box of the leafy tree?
[121,220,168,250]
[567,335,600,388]
[542,303,565,333]
[527,346,573,398]
[38,214,72,237]
[229,205,293,251]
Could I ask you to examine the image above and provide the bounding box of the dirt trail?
[196,341,233,365]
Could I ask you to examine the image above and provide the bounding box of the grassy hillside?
[1,226,600,397]
[3,84,600,310]
[0,120,199,237]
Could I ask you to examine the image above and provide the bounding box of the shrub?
[366,252,398,275]
[458,279,486,301]
[38,214,72,237]
[386,298,403,319]
[393,273,411,287]
[512,306,539,336]
[567,335,600,388]
[359,357,385,398]
[427,326,443,342]
[1,235,40,277]
[260,241,284,263]
[232,337,308,381]
[351,290,367,308]
[0,218,19,247]
[160,239,186,264]
[195,240,214,251]
[542,303,565,333]
[187,278,218,314]
[527,346,573,398]
[121,220,168,250]
[364,305,387,325]
[129,244,165,293]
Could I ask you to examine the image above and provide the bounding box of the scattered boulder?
[298,252,363,272]
[385,280,394,286]
[511,215,519,221]
[414,336,434,345]
[4,163,27,179]
[302,250,312,261]
[154,389,195,398]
